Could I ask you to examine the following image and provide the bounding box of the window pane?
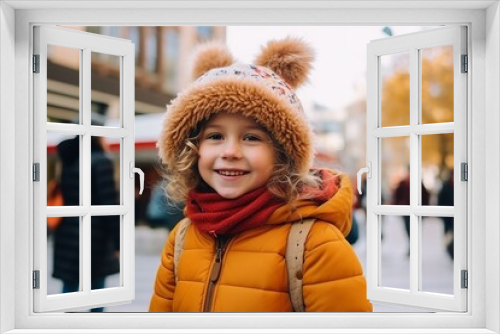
[90,136,121,205]
[91,215,121,290]
[47,134,81,206]
[421,133,454,206]
[380,51,410,127]
[47,44,81,124]
[91,52,121,127]
[48,216,81,295]
[380,215,410,290]
[421,216,454,294]
[381,137,410,205]
[421,45,454,124]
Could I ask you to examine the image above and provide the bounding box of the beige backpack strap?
[173,218,191,284]
[286,218,315,312]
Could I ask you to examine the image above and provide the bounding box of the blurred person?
[438,170,454,260]
[54,133,120,312]
[346,184,360,245]
[145,179,185,230]
[393,167,429,255]
[357,173,367,214]
[149,38,372,312]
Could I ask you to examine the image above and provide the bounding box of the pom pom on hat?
[191,41,235,79]
[254,37,314,89]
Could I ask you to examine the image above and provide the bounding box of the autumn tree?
[380,46,454,175]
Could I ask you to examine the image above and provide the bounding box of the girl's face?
[198,112,275,199]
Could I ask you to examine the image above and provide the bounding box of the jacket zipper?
[202,235,230,312]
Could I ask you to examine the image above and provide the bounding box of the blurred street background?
[45,25,456,313]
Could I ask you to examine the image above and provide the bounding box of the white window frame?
[366,26,468,312]
[0,2,499,334]
[33,25,136,313]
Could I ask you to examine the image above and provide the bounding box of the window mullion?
[33,27,49,305]
[81,47,92,294]
[452,26,468,308]
[409,46,419,295]
[122,50,135,296]
[365,50,380,293]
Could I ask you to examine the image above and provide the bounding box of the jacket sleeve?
[302,221,373,312]
[149,223,179,312]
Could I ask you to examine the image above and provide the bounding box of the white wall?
[486,2,500,333]
[0,2,16,333]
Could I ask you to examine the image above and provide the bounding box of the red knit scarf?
[186,169,341,236]
[186,186,284,235]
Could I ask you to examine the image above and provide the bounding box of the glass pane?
[421,45,454,124]
[91,52,121,127]
[91,215,121,291]
[421,133,454,206]
[381,137,410,205]
[380,215,410,290]
[47,133,80,207]
[421,216,454,294]
[380,51,410,127]
[47,216,81,295]
[90,136,121,205]
[47,44,81,124]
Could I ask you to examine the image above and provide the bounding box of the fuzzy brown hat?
[158,37,315,174]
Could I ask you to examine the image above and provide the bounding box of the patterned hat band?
[195,63,304,116]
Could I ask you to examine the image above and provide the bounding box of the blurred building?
[308,102,345,170]
[341,82,367,176]
[47,26,226,225]
[48,26,226,123]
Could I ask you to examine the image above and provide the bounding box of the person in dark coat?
[54,135,120,312]
[393,169,430,255]
[438,171,454,260]
[145,180,185,230]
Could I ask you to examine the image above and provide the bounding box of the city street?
[47,212,454,313]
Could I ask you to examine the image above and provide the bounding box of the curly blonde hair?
[161,119,321,205]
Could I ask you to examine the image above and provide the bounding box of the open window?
[33,25,137,312]
[1,2,493,330]
[364,26,467,311]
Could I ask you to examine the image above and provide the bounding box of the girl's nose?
[221,140,243,159]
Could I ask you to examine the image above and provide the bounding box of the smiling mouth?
[216,170,249,176]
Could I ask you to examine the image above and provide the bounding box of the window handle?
[357,162,371,195]
[129,162,144,195]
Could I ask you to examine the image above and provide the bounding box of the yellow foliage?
[380,46,454,170]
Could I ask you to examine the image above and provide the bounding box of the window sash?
[32,25,136,313]
[366,25,468,312]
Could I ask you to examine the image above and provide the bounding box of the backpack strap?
[172,216,315,312]
[173,218,191,284]
[286,218,316,312]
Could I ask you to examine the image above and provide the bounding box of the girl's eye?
[243,135,262,141]
[205,133,223,140]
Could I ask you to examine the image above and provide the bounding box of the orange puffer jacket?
[149,171,372,312]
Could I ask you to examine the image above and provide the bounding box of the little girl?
[150,37,372,312]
